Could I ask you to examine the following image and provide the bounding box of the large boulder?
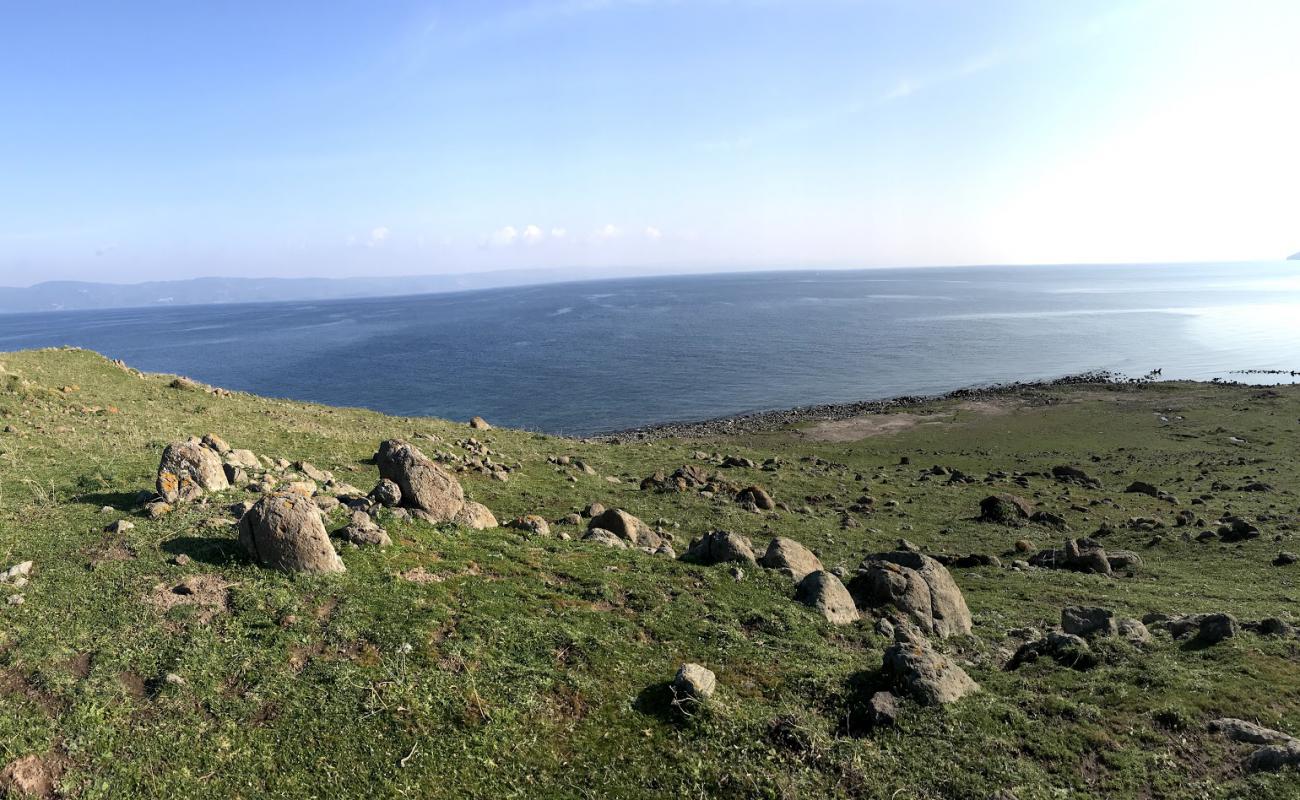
[238,492,345,574]
[758,537,823,581]
[847,552,972,638]
[157,440,229,503]
[374,439,464,522]
[795,571,859,624]
[882,627,979,705]
[587,508,661,548]
[680,530,756,566]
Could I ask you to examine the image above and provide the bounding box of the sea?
[3,261,1299,435]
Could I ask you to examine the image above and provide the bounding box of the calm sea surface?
[3,262,1299,434]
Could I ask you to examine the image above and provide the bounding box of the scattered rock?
[979,494,1034,525]
[1118,618,1152,645]
[1007,631,1098,671]
[582,528,627,549]
[587,508,661,548]
[104,519,135,534]
[671,663,716,706]
[680,530,757,566]
[735,486,775,510]
[866,691,900,728]
[225,449,260,469]
[1245,740,1300,773]
[794,570,859,624]
[337,512,391,548]
[509,515,550,536]
[758,537,823,581]
[469,416,492,430]
[1052,465,1101,488]
[452,501,498,530]
[238,492,345,574]
[1196,612,1238,645]
[1209,718,1294,746]
[1061,606,1117,639]
[369,479,402,507]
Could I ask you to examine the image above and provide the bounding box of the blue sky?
[2,0,1298,285]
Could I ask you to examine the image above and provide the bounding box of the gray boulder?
[587,508,662,548]
[374,439,464,522]
[369,479,402,507]
[582,528,628,549]
[794,570,859,624]
[1061,606,1118,639]
[735,486,775,510]
[1246,740,1300,773]
[157,440,229,503]
[452,501,498,530]
[978,494,1034,525]
[1209,718,1294,746]
[847,551,972,638]
[239,492,345,574]
[758,537,823,581]
[680,530,756,566]
[882,627,979,705]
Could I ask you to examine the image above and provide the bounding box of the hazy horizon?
[6,257,1298,293]
[3,1,1299,284]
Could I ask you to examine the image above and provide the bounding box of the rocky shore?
[602,371,1119,441]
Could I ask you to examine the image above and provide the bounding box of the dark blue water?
[3,262,1299,434]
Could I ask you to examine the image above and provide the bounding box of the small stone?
[867,691,899,727]
[672,663,716,704]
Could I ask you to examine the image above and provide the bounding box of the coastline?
[598,370,1212,441]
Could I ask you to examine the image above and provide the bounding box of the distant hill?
[1289,252,1300,261]
[0,269,646,314]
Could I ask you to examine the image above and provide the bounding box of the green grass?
[1,347,1299,798]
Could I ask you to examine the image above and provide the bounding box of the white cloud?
[644,226,662,240]
[595,223,622,240]
[368,226,391,247]
[550,227,567,239]
[522,224,545,244]
[490,225,519,246]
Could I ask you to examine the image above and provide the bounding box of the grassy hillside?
[0,347,1298,799]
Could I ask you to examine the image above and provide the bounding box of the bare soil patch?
[147,575,232,623]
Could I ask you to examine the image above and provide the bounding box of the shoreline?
[596,370,1289,442]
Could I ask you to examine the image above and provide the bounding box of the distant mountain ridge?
[0,269,655,314]
[1289,252,1300,261]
